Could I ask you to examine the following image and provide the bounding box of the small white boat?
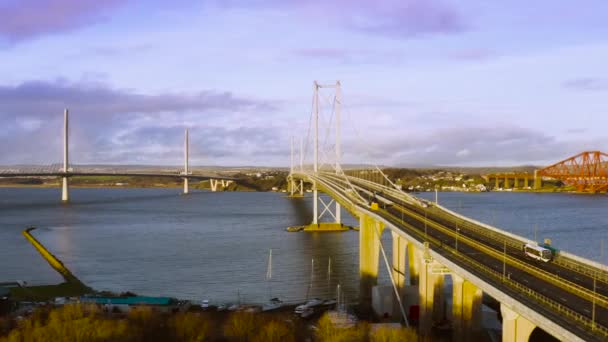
[262,297,283,312]
[201,299,209,309]
[217,304,227,311]
[294,298,324,314]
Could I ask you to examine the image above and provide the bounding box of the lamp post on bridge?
[455,224,460,253]
[502,240,507,281]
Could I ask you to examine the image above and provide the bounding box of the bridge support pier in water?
[501,304,536,342]
[452,274,482,341]
[61,177,69,203]
[534,169,542,190]
[359,214,384,312]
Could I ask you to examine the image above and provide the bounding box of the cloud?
[0,79,282,165]
[0,79,274,118]
[456,148,470,157]
[345,125,605,167]
[219,0,465,39]
[0,0,128,43]
[447,49,496,62]
[290,48,403,65]
[563,78,608,91]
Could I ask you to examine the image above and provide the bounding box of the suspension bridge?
[0,109,235,201]
[287,81,608,341]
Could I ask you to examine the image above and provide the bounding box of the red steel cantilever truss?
[539,151,608,193]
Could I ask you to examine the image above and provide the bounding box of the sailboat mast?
[266,249,273,299]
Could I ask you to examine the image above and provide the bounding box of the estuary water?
[0,188,607,304]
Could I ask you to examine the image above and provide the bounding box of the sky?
[1,0,607,167]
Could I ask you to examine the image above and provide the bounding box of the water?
[1,188,607,304]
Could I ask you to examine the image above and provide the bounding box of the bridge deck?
[293,171,608,341]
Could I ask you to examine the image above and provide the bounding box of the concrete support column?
[210,179,218,192]
[183,178,189,194]
[61,177,69,203]
[408,242,421,285]
[452,274,482,341]
[504,176,510,189]
[359,215,384,312]
[419,260,445,334]
[391,231,407,316]
[524,176,529,188]
[501,304,536,342]
[494,177,499,189]
[513,177,518,189]
[534,170,541,190]
[299,180,304,196]
[335,202,341,224]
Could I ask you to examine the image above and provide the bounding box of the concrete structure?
[484,172,537,190]
[501,304,536,342]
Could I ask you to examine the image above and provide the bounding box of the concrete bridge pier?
[494,177,499,189]
[419,259,445,334]
[359,214,385,312]
[210,179,219,192]
[183,178,189,194]
[534,170,542,190]
[504,176,510,189]
[391,231,407,315]
[61,177,69,203]
[408,242,421,285]
[501,304,536,342]
[524,176,529,188]
[513,176,518,189]
[452,274,482,341]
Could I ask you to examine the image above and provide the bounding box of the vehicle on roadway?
[523,243,553,262]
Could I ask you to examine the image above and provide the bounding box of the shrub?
[315,313,368,342]
[370,325,418,342]
[253,320,294,342]
[223,312,259,340]
[169,312,209,342]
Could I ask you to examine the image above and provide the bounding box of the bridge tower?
[287,136,304,197]
[61,109,69,203]
[183,129,190,194]
[308,80,344,230]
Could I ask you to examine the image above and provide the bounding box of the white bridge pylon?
[290,80,343,226]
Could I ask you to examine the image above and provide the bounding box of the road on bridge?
[310,172,608,341]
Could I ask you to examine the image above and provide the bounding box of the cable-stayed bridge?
[287,81,608,341]
[0,110,235,201]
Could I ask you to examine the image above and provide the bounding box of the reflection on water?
[0,188,606,304]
